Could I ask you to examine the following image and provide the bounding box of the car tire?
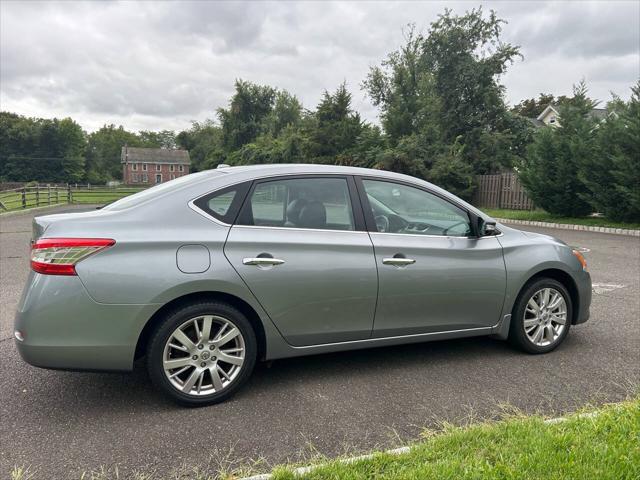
[147,301,257,407]
[509,278,572,354]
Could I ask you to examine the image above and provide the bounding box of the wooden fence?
[0,184,143,213]
[473,171,534,211]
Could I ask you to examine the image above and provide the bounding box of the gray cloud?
[1,1,638,132]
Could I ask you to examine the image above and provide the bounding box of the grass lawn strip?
[483,208,640,230]
[268,398,639,480]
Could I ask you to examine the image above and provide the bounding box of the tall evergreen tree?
[519,82,595,216]
[579,83,640,221]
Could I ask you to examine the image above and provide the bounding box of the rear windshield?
[103,171,217,211]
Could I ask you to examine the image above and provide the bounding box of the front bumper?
[14,272,158,371]
[574,270,592,325]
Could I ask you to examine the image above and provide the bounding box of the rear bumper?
[14,272,158,371]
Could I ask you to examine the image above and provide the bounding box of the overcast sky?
[1,1,639,132]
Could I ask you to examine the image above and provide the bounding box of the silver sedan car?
[15,165,591,406]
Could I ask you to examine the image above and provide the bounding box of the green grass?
[483,208,640,230]
[272,398,640,480]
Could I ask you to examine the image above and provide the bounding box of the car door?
[357,177,506,337]
[224,175,378,346]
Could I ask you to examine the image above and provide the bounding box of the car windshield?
[103,171,215,211]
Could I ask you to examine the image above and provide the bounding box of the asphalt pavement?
[1,205,638,478]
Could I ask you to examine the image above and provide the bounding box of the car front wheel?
[509,278,572,354]
[147,301,257,406]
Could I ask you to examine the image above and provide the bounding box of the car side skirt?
[263,317,510,360]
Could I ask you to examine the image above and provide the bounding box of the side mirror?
[482,221,497,236]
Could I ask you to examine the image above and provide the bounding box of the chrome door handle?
[382,258,416,266]
[242,257,285,266]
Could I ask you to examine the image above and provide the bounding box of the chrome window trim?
[368,231,504,240]
[232,224,367,235]
[188,171,499,237]
[189,172,363,232]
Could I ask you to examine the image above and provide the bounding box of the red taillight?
[31,238,115,275]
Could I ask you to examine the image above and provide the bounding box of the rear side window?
[237,177,356,231]
[193,182,250,224]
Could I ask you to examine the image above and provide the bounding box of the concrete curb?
[495,218,640,237]
[240,411,603,480]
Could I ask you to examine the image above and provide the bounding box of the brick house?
[121,146,190,185]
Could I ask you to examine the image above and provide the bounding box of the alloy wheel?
[162,315,245,396]
[523,287,568,347]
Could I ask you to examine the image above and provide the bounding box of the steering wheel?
[374,215,390,233]
[442,221,468,236]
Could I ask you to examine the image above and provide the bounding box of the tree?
[511,93,556,118]
[138,130,177,149]
[176,120,225,171]
[363,26,440,144]
[307,83,363,161]
[519,82,595,216]
[217,80,276,151]
[57,118,86,182]
[364,7,526,184]
[579,83,640,221]
[429,142,476,201]
[422,8,522,173]
[266,91,303,137]
[85,125,141,182]
[0,113,85,182]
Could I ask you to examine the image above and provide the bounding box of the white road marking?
[592,283,626,295]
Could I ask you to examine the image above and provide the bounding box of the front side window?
[238,177,355,231]
[142,163,148,171]
[362,180,471,237]
[156,164,161,171]
[132,163,138,171]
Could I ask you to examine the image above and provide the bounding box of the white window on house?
[549,116,556,124]
[132,173,139,183]
[142,163,147,171]
[132,163,138,171]
[155,174,162,184]
[142,173,148,183]
[156,164,161,171]
[179,165,184,172]
[170,165,175,172]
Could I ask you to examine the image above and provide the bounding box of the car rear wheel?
[147,301,257,406]
[509,278,572,354]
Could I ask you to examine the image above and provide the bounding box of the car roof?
[213,163,423,182]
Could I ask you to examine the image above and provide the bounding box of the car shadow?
[10,334,535,415]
